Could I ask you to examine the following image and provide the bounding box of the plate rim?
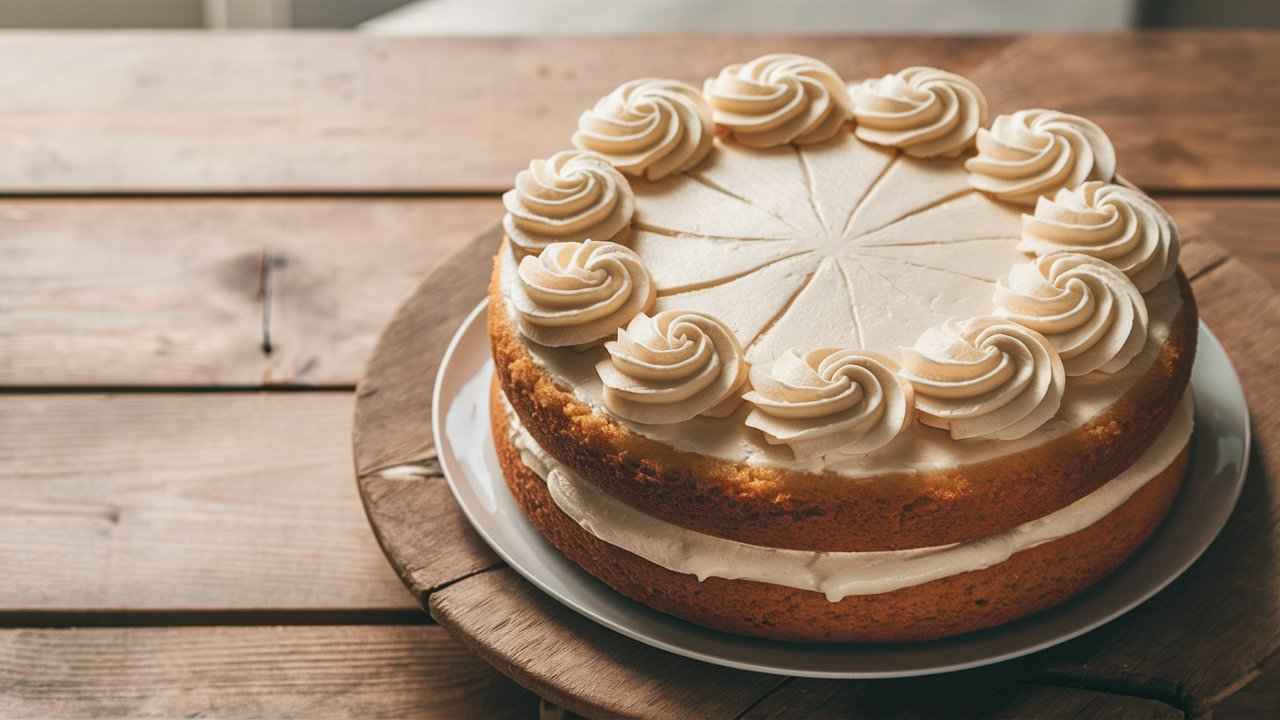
[433,299,1250,679]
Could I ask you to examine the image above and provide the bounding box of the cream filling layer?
[504,392,1192,601]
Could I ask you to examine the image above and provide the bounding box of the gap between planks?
[0,608,429,629]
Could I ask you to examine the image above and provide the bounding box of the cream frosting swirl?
[596,310,748,424]
[850,66,989,158]
[572,78,714,181]
[743,348,914,459]
[900,317,1066,440]
[1020,181,1180,292]
[965,109,1117,206]
[995,253,1148,376]
[703,53,852,148]
[502,150,635,254]
[512,240,656,348]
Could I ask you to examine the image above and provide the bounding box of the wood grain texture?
[359,474,501,604]
[0,197,497,387]
[739,677,1182,720]
[351,224,505,604]
[0,392,417,611]
[1215,654,1280,720]
[352,224,501,476]
[431,570,1186,720]
[0,625,535,720]
[0,33,1006,193]
[3,33,1278,193]
[1162,199,1280,287]
[429,567,785,720]
[970,33,1280,192]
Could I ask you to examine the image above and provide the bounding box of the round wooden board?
[354,226,1277,720]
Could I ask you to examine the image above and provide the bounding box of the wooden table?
[2,31,1278,719]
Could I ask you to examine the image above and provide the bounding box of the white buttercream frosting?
[996,253,1148,376]
[966,109,1117,206]
[704,53,851,148]
[596,310,748,424]
[901,317,1066,440]
[502,150,635,254]
[496,130,1185,478]
[573,78,714,181]
[1020,181,1180,292]
[743,348,914,459]
[503,392,1191,600]
[512,240,656,347]
[850,66,989,158]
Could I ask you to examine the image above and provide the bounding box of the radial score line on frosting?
[503,392,1192,600]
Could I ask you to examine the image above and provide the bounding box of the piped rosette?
[900,317,1066,440]
[995,253,1148,376]
[743,348,914,459]
[850,66,989,158]
[703,53,851,148]
[965,109,1116,206]
[596,310,748,424]
[572,78,714,181]
[502,150,635,255]
[512,240,656,348]
[1020,181,1179,292]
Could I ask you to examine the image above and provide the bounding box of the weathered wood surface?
[736,677,1182,719]
[429,567,786,720]
[1163,199,1280,285]
[0,625,536,719]
[352,223,502,477]
[4,198,1275,393]
[0,392,416,611]
[0,197,497,387]
[969,32,1280,192]
[432,568,1185,720]
[2,32,1279,193]
[1214,655,1280,720]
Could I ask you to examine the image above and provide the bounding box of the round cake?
[485,55,1194,642]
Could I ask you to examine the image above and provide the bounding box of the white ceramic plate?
[435,300,1249,679]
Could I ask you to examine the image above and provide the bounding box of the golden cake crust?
[489,254,1198,552]
[491,378,1190,643]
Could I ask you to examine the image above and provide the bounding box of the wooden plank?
[1215,659,1280,720]
[359,473,502,603]
[430,569,1185,720]
[0,392,418,611]
[5,32,1275,193]
[352,224,498,476]
[0,624,536,720]
[1162,199,1280,286]
[350,223,506,600]
[970,32,1280,192]
[428,567,785,720]
[1028,256,1280,715]
[7,197,1278,390]
[739,678,1182,719]
[0,197,497,386]
[0,33,1009,193]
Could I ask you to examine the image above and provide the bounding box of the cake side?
[491,378,1191,642]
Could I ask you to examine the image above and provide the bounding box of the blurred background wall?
[0,0,1277,31]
